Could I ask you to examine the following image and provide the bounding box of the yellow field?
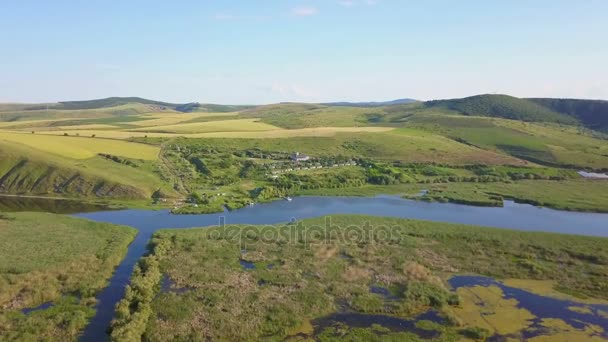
[37,124,120,131]
[129,118,278,133]
[129,112,239,127]
[23,126,394,139]
[0,131,159,160]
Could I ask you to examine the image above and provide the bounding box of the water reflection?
[0,196,115,214]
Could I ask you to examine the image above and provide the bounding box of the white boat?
[285,197,292,201]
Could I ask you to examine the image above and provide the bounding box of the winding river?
[5,195,608,340]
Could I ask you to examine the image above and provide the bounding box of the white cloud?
[338,0,355,7]
[291,6,318,16]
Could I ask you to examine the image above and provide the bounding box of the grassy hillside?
[407,115,608,170]
[0,98,254,122]
[530,98,608,133]
[0,140,174,199]
[425,94,578,125]
[0,103,160,122]
[0,212,136,341]
[242,104,393,129]
[52,97,178,110]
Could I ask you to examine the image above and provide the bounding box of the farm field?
[115,215,608,341]
[0,212,136,341]
[127,112,239,127]
[128,118,280,133]
[0,131,159,160]
[23,126,394,139]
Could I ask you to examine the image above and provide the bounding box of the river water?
[3,195,608,340]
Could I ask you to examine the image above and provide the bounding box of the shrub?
[460,326,490,340]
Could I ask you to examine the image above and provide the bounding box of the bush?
[460,326,490,340]
[110,254,163,341]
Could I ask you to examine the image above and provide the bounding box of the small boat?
[285,197,292,202]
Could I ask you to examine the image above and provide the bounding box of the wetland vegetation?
[0,212,136,341]
[114,215,608,341]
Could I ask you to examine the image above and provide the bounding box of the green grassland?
[0,212,136,341]
[114,215,608,341]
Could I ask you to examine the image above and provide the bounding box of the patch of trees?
[98,153,138,167]
[188,156,212,176]
[250,186,287,201]
[426,94,578,125]
[273,170,367,190]
[530,98,608,133]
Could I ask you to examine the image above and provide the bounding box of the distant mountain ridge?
[12,97,252,113]
[322,98,418,107]
[2,94,607,132]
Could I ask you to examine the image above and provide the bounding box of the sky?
[1,0,607,104]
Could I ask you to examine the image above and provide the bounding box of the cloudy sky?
[1,0,607,104]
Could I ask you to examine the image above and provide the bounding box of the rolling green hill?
[36,97,252,114]
[53,97,178,110]
[424,94,578,125]
[0,97,254,122]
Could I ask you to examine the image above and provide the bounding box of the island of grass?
[113,215,608,341]
[0,212,136,341]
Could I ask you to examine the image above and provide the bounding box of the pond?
[450,275,608,340]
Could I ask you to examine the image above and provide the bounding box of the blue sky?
[1,0,607,104]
